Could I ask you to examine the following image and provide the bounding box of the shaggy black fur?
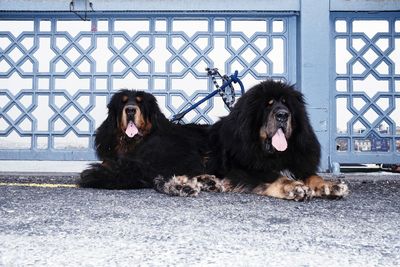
[79,81,324,197]
[79,90,209,191]
[207,80,321,188]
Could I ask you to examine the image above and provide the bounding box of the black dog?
[79,90,220,196]
[79,82,349,200]
[207,80,349,200]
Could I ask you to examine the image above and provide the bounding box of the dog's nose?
[275,110,289,122]
[125,106,136,116]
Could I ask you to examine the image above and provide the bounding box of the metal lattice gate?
[331,12,400,165]
[0,12,296,160]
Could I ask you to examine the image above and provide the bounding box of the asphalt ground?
[0,173,399,267]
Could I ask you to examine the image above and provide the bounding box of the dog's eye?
[282,99,286,103]
[268,99,274,105]
[122,95,128,103]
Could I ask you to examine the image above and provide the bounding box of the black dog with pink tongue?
[207,80,322,188]
[79,90,211,193]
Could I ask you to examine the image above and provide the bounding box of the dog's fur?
[207,80,349,200]
[79,90,221,196]
[79,82,349,200]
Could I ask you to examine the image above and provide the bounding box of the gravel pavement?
[0,173,399,267]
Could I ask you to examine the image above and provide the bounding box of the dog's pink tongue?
[272,128,287,151]
[125,121,138,138]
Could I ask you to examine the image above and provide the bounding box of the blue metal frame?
[298,0,331,172]
[1,1,399,170]
[171,69,245,122]
[0,12,297,160]
[330,12,400,165]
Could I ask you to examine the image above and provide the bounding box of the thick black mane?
[79,90,209,189]
[78,82,348,200]
[207,80,321,184]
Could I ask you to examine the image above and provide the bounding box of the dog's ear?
[233,85,264,142]
[287,89,321,169]
[94,97,118,160]
[292,89,306,105]
[288,89,310,133]
[140,92,167,132]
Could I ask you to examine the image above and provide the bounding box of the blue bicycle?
[171,68,245,122]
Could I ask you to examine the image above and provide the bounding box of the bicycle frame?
[171,68,245,122]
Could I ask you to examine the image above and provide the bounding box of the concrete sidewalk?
[0,173,399,266]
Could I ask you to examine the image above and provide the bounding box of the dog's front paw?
[284,182,314,201]
[306,175,350,199]
[254,177,313,201]
[154,175,201,197]
[195,174,224,192]
[319,181,349,199]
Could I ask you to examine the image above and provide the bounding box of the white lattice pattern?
[0,15,294,159]
[334,16,400,153]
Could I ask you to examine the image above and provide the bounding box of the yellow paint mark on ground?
[0,182,78,188]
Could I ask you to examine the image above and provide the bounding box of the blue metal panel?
[0,0,301,11]
[299,0,331,172]
[330,0,400,11]
[331,12,400,165]
[0,12,297,160]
